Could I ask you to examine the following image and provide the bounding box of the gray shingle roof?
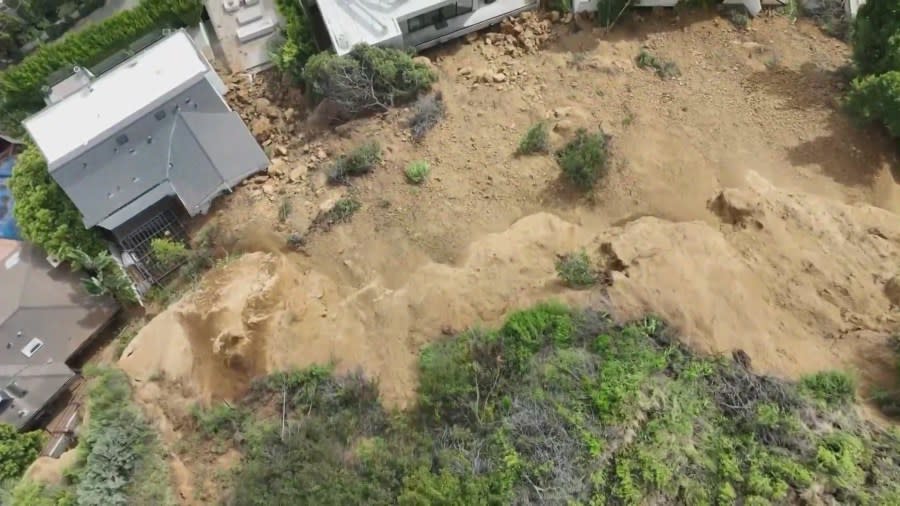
[0,244,118,429]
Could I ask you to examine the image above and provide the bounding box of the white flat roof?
[316,0,447,53]
[23,31,210,168]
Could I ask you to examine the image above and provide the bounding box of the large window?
[406,2,473,33]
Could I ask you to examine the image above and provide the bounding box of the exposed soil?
[115,10,900,504]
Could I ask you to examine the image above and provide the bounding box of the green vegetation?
[270,0,317,83]
[404,160,430,184]
[0,424,43,482]
[303,45,436,119]
[517,121,550,155]
[636,48,681,79]
[799,371,856,406]
[0,0,203,134]
[278,198,293,223]
[556,128,610,189]
[64,248,136,304]
[846,0,900,140]
[150,237,188,268]
[327,141,382,184]
[313,197,362,231]
[190,303,900,505]
[5,367,173,506]
[556,250,597,288]
[9,145,104,257]
[595,0,632,30]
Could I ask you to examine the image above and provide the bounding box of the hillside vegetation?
[189,304,900,505]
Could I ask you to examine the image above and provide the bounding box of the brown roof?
[0,243,118,429]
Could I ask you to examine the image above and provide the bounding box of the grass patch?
[277,198,293,223]
[327,141,381,184]
[404,160,430,184]
[517,121,550,155]
[636,49,681,79]
[555,250,597,288]
[556,128,610,189]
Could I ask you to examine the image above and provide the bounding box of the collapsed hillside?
[120,171,899,408]
[191,304,900,505]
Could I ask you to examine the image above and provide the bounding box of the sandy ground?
[113,10,900,503]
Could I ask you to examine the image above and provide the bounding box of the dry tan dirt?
[116,10,899,504]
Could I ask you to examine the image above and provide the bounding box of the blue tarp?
[0,155,20,240]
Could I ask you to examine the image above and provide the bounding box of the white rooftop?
[23,31,210,169]
[316,0,435,53]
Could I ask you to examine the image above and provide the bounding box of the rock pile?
[473,11,555,57]
[224,72,300,148]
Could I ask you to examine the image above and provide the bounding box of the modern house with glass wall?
[309,0,539,55]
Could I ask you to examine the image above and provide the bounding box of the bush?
[851,0,900,77]
[327,141,381,184]
[635,49,680,79]
[192,403,246,438]
[408,92,445,142]
[0,424,43,482]
[313,197,361,231]
[845,71,900,137]
[556,251,597,288]
[556,128,609,189]
[270,0,317,83]
[0,0,204,134]
[405,160,430,184]
[846,0,900,139]
[517,122,550,155]
[74,367,170,506]
[64,248,137,303]
[150,237,188,267]
[799,371,856,405]
[9,145,105,256]
[303,44,436,119]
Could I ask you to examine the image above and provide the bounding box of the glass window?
[407,2,468,33]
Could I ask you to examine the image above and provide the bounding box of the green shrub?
[75,367,170,506]
[517,122,550,155]
[851,0,900,77]
[327,141,381,183]
[405,160,430,184]
[0,424,43,482]
[555,250,597,288]
[313,197,361,231]
[846,71,900,137]
[595,0,632,29]
[0,0,203,134]
[636,49,681,79]
[270,0,318,83]
[5,480,75,506]
[303,45,436,118]
[799,371,856,405]
[9,145,104,256]
[66,249,137,303]
[556,128,609,189]
[192,403,246,438]
[149,237,188,267]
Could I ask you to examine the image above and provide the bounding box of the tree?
[0,12,25,62]
[0,423,43,481]
[303,45,436,119]
[8,144,105,257]
[851,0,900,76]
[847,1,900,139]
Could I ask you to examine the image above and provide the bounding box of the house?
[23,29,268,287]
[0,242,118,430]
[309,0,540,55]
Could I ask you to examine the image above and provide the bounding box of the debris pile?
[224,72,301,148]
[471,11,556,57]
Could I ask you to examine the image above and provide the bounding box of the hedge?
[0,0,203,135]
